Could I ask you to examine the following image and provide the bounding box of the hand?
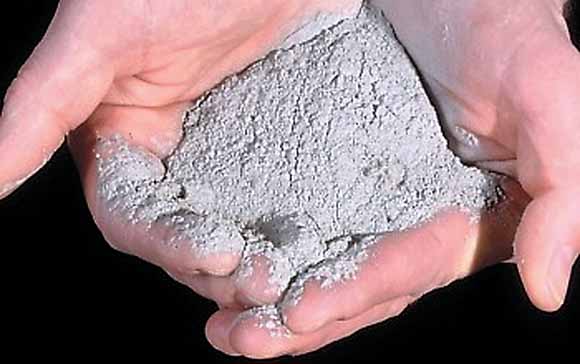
[0,0,360,304]
[381,0,580,312]
[2,0,576,359]
[203,0,579,358]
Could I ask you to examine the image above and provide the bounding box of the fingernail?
[548,245,577,309]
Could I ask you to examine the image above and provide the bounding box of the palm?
[100,0,326,107]
[384,0,578,176]
[66,0,362,294]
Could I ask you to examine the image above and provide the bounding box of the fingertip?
[517,262,562,313]
[228,308,294,359]
[514,189,579,312]
[172,272,240,307]
[161,240,242,277]
[140,214,245,277]
[234,254,284,306]
[521,244,578,312]
[205,310,242,356]
[198,252,243,276]
[547,245,578,309]
[0,15,114,196]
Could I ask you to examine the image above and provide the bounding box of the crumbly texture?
[97,3,501,335]
[241,305,291,338]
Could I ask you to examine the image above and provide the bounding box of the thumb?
[0,3,115,198]
[513,36,580,311]
[514,189,579,312]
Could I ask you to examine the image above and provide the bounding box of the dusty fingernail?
[548,245,577,309]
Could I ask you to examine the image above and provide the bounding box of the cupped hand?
[2,0,577,359]
[379,0,579,312]
[0,0,360,302]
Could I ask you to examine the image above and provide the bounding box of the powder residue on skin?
[96,3,502,335]
[240,305,292,338]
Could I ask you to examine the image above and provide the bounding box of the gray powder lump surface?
[98,4,501,329]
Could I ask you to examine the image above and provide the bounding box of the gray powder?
[97,3,501,334]
[241,304,291,338]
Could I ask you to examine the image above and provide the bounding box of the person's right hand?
[0,0,360,307]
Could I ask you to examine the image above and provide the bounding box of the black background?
[1,1,577,360]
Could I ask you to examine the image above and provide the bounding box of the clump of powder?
[96,2,503,332]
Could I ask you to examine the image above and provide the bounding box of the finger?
[234,249,293,306]
[281,211,470,334]
[233,213,326,306]
[290,296,412,357]
[176,254,295,308]
[511,35,580,311]
[68,102,245,277]
[170,267,269,309]
[282,182,527,334]
[513,34,580,193]
[205,309,242,357]
[514,189,580,312]
[0,3,115,198]
[168,271,242,309]
[206,297,411,359]
[171,259,274,309]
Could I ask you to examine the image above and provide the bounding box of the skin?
[0,0,577,359]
